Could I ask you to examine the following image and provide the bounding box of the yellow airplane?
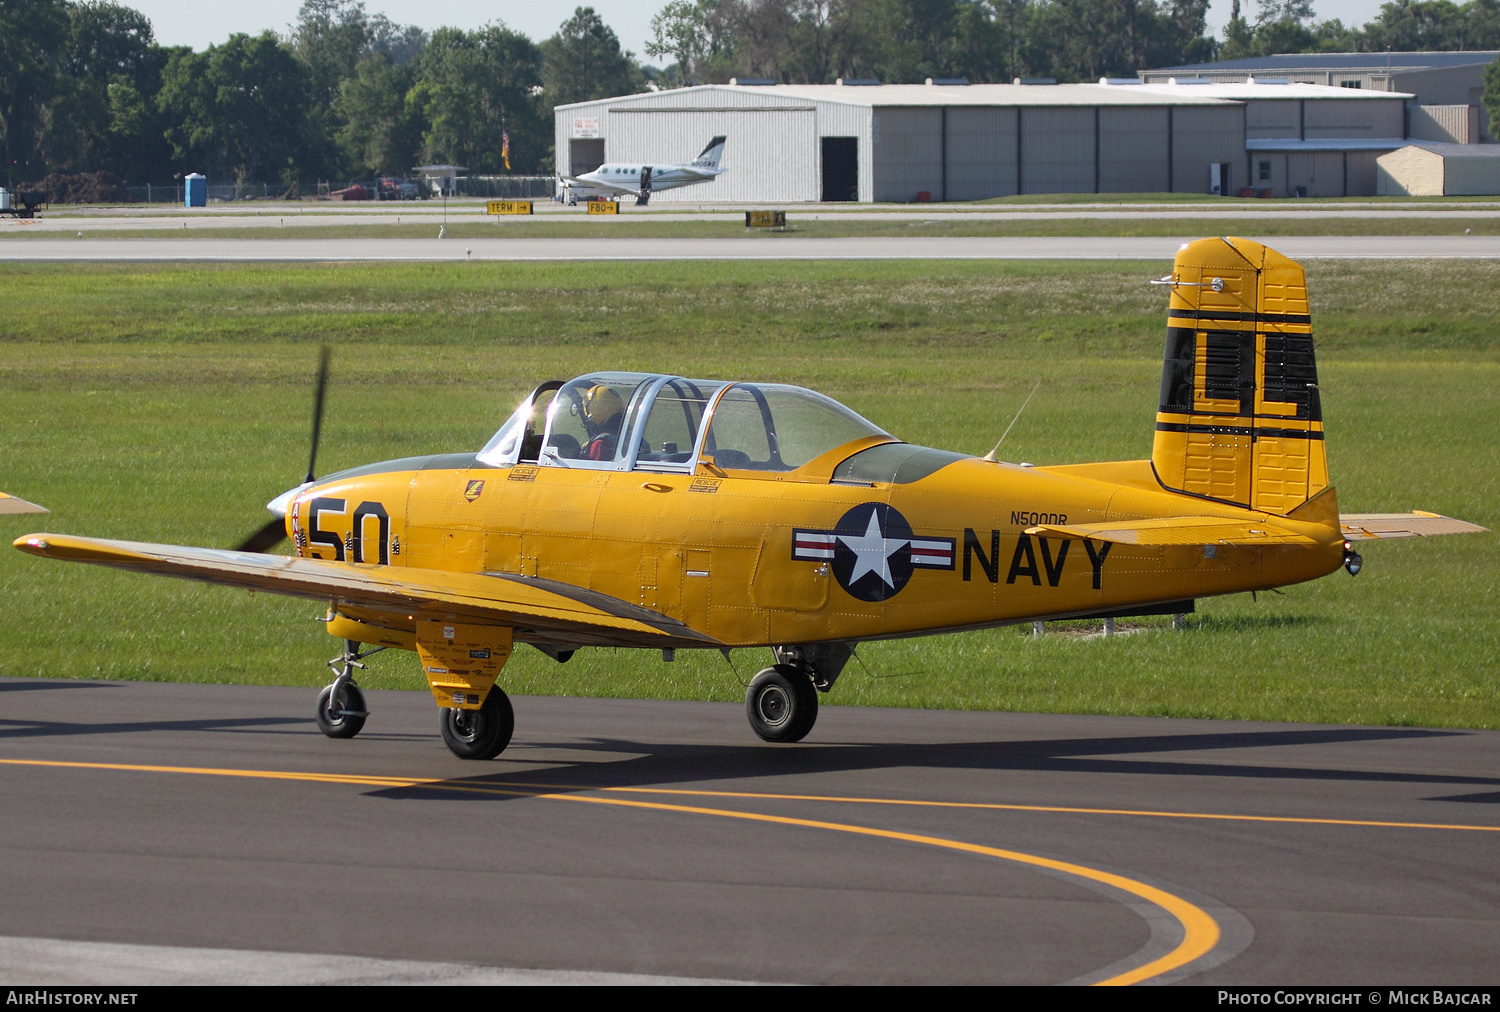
[12,238,1486,759]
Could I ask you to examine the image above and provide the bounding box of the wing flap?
[13,534,715,648]
[1340,512,1490,541]
[1025,515,1319,546]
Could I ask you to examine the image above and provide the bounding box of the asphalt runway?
[0,677,1495,985]
[11,204,1500,233]
[5,235,1500,261]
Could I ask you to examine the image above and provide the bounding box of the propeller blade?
[235,518,287,554]
[304,345,331,485]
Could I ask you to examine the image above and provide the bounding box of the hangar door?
[570,138,604,176]
[822,137,858,201]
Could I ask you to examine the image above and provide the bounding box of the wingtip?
[0,496,48,515]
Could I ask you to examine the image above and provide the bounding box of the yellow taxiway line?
[0,756,1221,985]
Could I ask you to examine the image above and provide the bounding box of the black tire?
[440,687,514,760]
[315,682,366,739]
[745,665,818,743]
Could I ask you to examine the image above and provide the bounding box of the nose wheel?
[745,664,818,743]
[314,639,380,740]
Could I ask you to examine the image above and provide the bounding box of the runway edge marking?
[0,756,1219,985]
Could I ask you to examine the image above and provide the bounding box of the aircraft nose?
[266,482,312,518]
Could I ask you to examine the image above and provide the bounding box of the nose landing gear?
[314,639,382,740]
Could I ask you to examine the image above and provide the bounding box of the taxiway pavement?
[4,235,1500,261]
[0,678,1494,985]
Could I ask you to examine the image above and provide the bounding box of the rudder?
[1151,237,1329,516]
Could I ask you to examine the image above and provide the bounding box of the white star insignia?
[838,510,908,589]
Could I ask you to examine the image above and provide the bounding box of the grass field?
[1,258,1495,727]
[6,215,1500,240]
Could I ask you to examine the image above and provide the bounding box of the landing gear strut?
[315,639,381,740]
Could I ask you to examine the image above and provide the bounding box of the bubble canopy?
[477,372,890,473]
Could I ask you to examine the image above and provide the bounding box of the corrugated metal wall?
[1171,106,1244,193]
[1022,107,1094,193]
[1346,151,1380,194]
[813,102,873,201]
[1304,98,1404,138]
[872,107,942,201]
[1440,153,1500,194]
[1246,100,1300,139]
[609,108,819,202]
[1377,147,1444,195]
[1409,104,1481,144]
[946,107,1018,200]
[1099,107,1169,192]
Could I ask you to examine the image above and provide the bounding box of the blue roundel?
[830,503,915,602]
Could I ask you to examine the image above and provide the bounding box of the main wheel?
[745,665,818,743]
[440,687,514,760]
[315,682,366,739]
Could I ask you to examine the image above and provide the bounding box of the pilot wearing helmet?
[582,384,626,461]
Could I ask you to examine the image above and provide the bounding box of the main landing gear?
[743,643,854,744]
[745,665,818,743]
[314,639,381,740]
[440,688,515,760]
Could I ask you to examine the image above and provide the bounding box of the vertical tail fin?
[1151,237,1329,516]
[692,136,726,169]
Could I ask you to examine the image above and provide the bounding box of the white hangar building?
[555,80,1413,202]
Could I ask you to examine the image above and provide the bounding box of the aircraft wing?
[1024,516,1322,546]
[0,494,47,515]
[560,175,639,195]
[1339,512,1490,541]
[13,534,717,649]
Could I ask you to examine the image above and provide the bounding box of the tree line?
[5,0,1500,191]
[1,0,643,188]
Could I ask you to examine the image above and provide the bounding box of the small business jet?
[14,239,1486,759]
[559,136,726,205]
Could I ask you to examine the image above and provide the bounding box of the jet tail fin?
[692,136,726,169]
[1151,237,1329,517]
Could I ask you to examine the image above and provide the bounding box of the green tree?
[0,0,70,184]
[647,0,739,83]
[46,2,159,175]
[1483,56,1500,134]
[410,25,548,173]
[159,32,312,183]
[542,7,645,105]
[336,51,422,175]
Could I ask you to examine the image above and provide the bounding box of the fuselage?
[575,162,723,194]
[284,443,1344,652]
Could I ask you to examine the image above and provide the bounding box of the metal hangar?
[554,80,1413,202]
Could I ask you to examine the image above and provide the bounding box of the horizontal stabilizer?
[1339,512,1489,541]
[0,494,47,515]
[13,533,716,649]
[1025,515,1320,546]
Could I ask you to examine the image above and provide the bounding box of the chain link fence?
[119,176,555,204]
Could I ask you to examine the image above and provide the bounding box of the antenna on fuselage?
[982,378,1041,462]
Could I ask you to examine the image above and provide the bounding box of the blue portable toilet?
[185,173,206,207]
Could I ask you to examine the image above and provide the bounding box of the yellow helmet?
[582,384,625,426]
